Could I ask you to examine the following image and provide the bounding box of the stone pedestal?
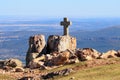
[47,35,76,53]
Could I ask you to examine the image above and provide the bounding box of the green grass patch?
[55,63,120,80]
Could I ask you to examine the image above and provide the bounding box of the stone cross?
[60,17,72,36]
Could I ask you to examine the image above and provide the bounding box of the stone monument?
[47,17,76,53]
[26,17,77,66]
[60,17,72,36]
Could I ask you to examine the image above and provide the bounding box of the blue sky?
[0,0,120,18]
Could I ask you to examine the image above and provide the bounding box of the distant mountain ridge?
[1,18,120,31]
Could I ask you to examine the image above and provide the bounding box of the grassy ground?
[55,63,120,80]
[54,58,120,80]
[0,58,120,80]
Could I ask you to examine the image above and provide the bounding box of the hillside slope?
[0,58,120,80]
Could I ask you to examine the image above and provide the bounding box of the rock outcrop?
[47,35,76,53]
[75,48,100,61]
[4,58,23,68]
[28,55,45,69]
[50,50,70,66]
[100,50,118,59]
[27,50,71,68]
[26,34,46,66]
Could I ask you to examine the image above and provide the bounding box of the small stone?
[68,58,79,64]
[70,77,75,80]
[41,68,73,79]
[15,67,24,72]
[4,58,23,68]
[3,66,13,72]
[28,60,44,69]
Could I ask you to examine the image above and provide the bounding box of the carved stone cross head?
[60,17,72,36]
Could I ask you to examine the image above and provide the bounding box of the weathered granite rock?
[51,50,70,66]
[75,48,100,61]
[47,35,76,53]
[100,50,118,59]
[3,66,13,71]
[44,51,70,66]
[28,60,44,69]
[26,34,46,66]
[15,67,24,72]
[28,56,45,69]
[28,61,44,69]
[27,34,46,53]
[116,50,120,57]
[4,58,23,68]
[26,52,39,67]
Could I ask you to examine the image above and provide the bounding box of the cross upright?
[60,17,72,36]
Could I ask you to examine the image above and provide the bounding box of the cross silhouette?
[60,17,72,36]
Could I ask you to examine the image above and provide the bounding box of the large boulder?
[28,60,44,69]
[75,48,100,61]
[28,55,45,69]
[47,35,76,53]
[26,52,40,67]
[51,51,70,66]
[27,34,46,53]
[100,50,118,59]
[4,58,23,68]
[26,34,46,66]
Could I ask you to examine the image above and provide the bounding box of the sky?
[0,0,120,18]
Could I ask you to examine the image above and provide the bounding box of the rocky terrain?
[1,18,120,61]
[0,34,120,80]
[1,17,120,80]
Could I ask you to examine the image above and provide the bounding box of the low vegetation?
[0,58,120,80]
[55,63,120,80]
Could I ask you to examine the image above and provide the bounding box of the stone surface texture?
[4,58,23,68]
[75,48,100,61]
[27,34,46,53]
[26,34,46,66]
[47,35,76,53]
[100,50,118,59]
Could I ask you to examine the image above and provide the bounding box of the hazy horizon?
[0,0,120,18]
